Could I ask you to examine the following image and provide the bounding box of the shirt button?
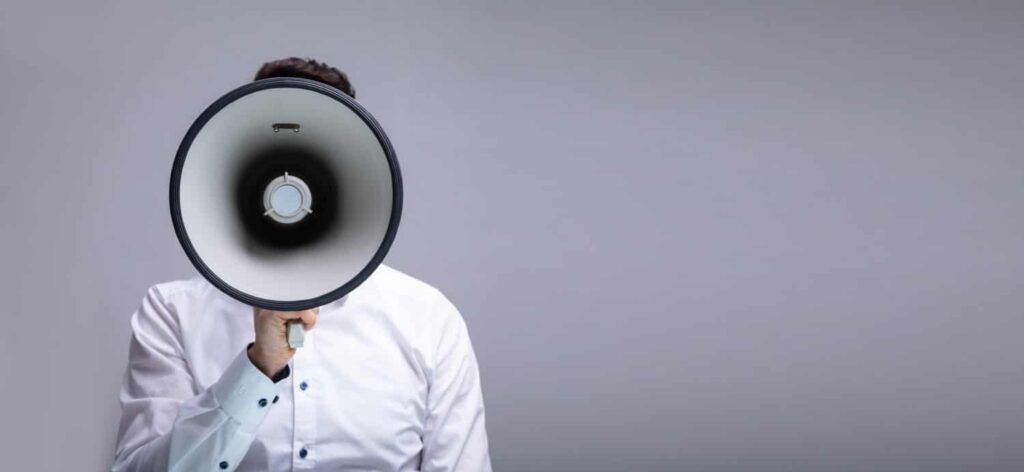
[299,447,308,459]
[272,395,279,404]
[299,381,309,391]
[258,398,268,408]
[219,461,229,469]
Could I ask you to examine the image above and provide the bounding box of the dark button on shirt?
[299,448,308,459]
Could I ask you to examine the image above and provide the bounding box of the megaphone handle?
[287,319,305,349]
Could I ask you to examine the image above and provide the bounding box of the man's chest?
[182,302,432,470]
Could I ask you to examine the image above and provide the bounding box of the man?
[112,58,491,472]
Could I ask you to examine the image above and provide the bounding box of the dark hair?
[254,57,355,98]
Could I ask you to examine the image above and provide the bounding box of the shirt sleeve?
[111,287,286,472]
[420,292,493,472]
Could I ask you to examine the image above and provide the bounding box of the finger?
[261,310,306,321]
[254,307,295,318]
[299,309,317,331]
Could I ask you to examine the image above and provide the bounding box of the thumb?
[298,309,317,331]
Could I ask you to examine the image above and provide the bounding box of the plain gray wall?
[2,1,1023,471]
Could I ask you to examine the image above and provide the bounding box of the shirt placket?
[291,326,319,470]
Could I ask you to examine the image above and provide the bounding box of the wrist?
[247,343,289,378]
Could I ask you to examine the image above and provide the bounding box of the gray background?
[1,1,1023,471]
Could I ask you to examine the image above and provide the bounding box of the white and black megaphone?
[169,78,402,347]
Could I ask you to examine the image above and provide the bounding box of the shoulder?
[360,264,467,332]
[360,265,475,374]
[365,264,444,303]
[145,276,220,311]
[133,276,224,328]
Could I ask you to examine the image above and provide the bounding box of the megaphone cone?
[170,78,402,311]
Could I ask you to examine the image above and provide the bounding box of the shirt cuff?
[211,347,285,432]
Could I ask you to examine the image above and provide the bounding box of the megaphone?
[169,78,402,346]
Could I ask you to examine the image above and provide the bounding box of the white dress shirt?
[112,265,491,472]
